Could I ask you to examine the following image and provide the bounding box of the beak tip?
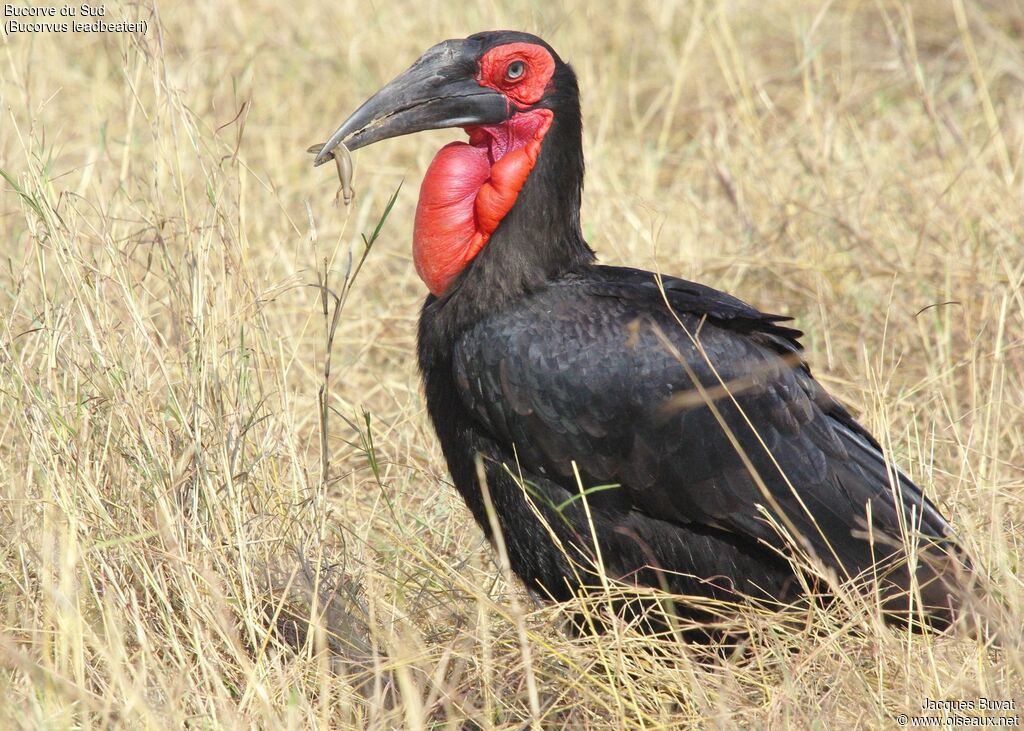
[308,142,333,167]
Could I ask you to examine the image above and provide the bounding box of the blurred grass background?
[1,0,1022,727]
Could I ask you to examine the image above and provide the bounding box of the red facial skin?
[475,42,556,106]
[413,43,556,296]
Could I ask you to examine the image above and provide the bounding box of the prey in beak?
[307,141,355,206]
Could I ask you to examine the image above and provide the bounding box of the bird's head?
[314,31,582,296]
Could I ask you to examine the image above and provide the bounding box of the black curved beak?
[312,39,510,166]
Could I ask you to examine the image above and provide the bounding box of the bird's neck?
[425,86,594,328]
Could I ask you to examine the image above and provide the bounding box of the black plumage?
[316,30,969,631]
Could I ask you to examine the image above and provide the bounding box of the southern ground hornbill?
[313,31,971,631]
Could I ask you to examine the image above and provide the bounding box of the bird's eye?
[505,61,526,81]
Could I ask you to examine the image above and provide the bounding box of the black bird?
[313,31,970,630]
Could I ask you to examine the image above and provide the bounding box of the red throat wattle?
[413,109,553,296]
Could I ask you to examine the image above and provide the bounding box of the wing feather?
[452,267,961,583]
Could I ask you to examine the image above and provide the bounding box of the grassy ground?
[2,0,1023,727]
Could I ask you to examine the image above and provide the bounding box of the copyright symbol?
[897,714,909,726]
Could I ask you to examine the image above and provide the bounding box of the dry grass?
[2,0,1023,727]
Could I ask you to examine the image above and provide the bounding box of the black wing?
[453,265,961,589]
